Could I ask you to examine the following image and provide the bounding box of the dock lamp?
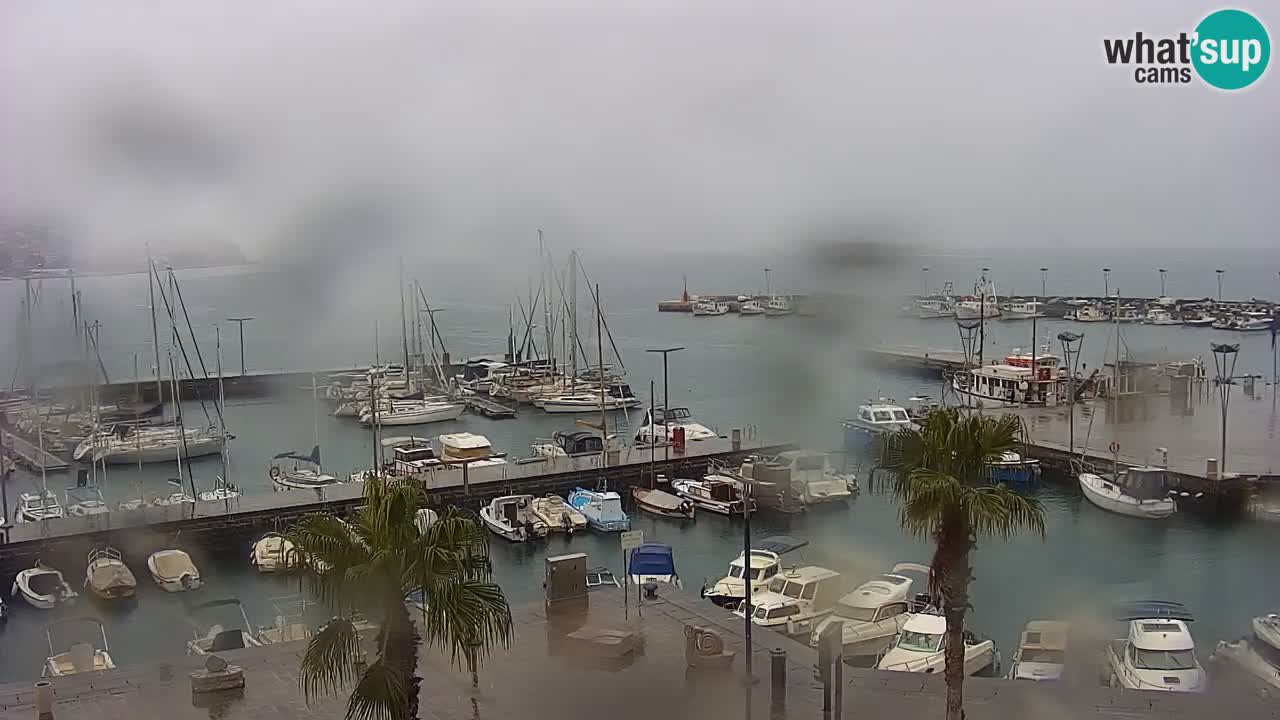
[1058,331,1083,455]
[1210,342,1240,479]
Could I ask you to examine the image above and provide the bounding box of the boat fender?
[518,498,529,509]
[180,573,194,589]
[270,467,281,480]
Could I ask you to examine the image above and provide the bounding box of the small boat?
[530,494,588,534]
[43,618,115,677]
[151,490,196,507]
[841,400,915,451]
[739,299,766,315]
[764,297,794,317]
[809,562,934,659]
[733,566,843,639]
[627,543,681,588]
[1079,466,1176,519]
[1210,613,1280,690]
[186,599,263,655]
[876,613,997,676]
[1183,314,1215,327]
[1005,620,1069,681]
[480,494,549,542]
[258,596,314,645]
[985,451,1040,486]
[760,450,856,505]
[586,566,621,590]
[198,476,241,502]
[1239,316,1275,331]
[567,488,630,532]
[1073,304,1109,322]
[691,300,730,316]
[1254,613,1280,650]
[439,432,500,462]
[65,484,109,517]
[913,297,955,319]
[631,486,695,519]
[671,476,753,516]
[1105,601,1205,692]
[1000,300,1045,319]
[270,446,340,491]
[951,352,1064,409]
[148,549,202,592]
[702,536,809,607]
[84,547,137,600]
[12,563,78,609]
[250,532,297,573]
[359,400,465,426]
[633,407,718,445]
[15,491,63,523]
[532,430,604,458]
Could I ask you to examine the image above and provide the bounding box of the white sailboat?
[358,399,464,426]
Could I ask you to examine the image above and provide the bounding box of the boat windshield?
[730,566,762,580]
[833,603,877,622]
[897,631,943,653]
[892,410,909,422]
[872,411,893,422]
[1132,648,1197,670]
[1021,649,1065,664]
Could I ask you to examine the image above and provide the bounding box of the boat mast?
[399,258,411,392]
[146,248,164,411]
[1112,289,1121,479]
[216,324,230,495]
[133,353,144,507]
[540,230,553,376]
[569,250,578,389]
[596,283,607,469]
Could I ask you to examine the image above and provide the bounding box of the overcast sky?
[2,1,1276,265]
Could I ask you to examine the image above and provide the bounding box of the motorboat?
[627,543,681,588]
[439,432,500,462]
[733,566,843,639]
[841,400,915,451]
[633,407,718,445]
[269,446,340,491]
[739,299,766,315]
[72,425,224,465]
[1072,304,1109,322]
[631,486,695,519]
[764,297,794,317]
[691,300,730,316]
[758,451,856,505]
[671,476,752,516]
[15,491,63,523]
[258,596,314,645]
[454,359,510,393]
[198,476,241,502]
[567,488,631,532]
[12,563,78,609]
[913,297,955,319]
[480,495,549,542]
[954,298,1001,320]
[1254,613,1280,650]
[186,599,264,655]
[84,547,137,600]
[809,562,933,659]
[538,393,639,413]
[876,613,997,676]
[1114,306,1145,322]
[1005,620,1069,681]
[1239,316,1276,331]
[951,352,1064,408]
[1000,300,1045,319]
[530,494,588,534]
[43,618,116,677]
[148,549,202,592]
[1079,466,1176,519]
[65,484,110,517]
[985,451,1040,486]
[1210,613,1280,690]
[250,532,298,573]
[1183,314,1215,327]
[701,536,808,607]
[532,430,604,458]
[1104,601,1205,692]
[359,400,464,426]
[586,566,621,590]
[1145,309,1180,326]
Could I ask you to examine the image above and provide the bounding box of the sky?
[1,1,1277,267]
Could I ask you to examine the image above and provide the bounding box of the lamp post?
[1040,267,1048,299]
[921,267,930,298]
[1211,342,1240,479]
[1216,269,1225,302]
[1158,268,1168,297]
[646,347,684,461]
[764,268,772,298]
[1102,268,1111,298]
[225,317,254,376]
[1058,331,1083,456]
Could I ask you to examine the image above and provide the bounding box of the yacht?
[765,297,794,317]
[671,476,752,516]
[1079,465,1176,519]
[739,299,766,315]
[530,494,588,534]
[733,566,843,639]
[147,549,202,592]
[84,547,137,600]
[1239,316,1275,332]
[359,399,464,426]
[627,543,681,588]
[186,599,263,655]
[15,491,64,523]
[1210,613,1280,690]
[1000,300,1045,319]
[692,300,730,316]
[701,536,808,607]
[631,485,696,519]
[841,400,915,450]
[633,407,718,445]
[1183,314,1215,327]
[809,562,933,659]
[567,488,631,532]
[480,495,548,542]
[537,392,639,413]
[250,533,297,573]
[876,613,997,676]
[12,563,78,609]
[1145,308,1180,326]
[1105,601,1205,692]
[985,451,1040,486]
[1005,621,1069,681]
[43,619,116,677]
[269,446,340,491]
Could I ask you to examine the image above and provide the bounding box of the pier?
[464,394,517,418]
[0,428,69,472]
[865,344,969,373]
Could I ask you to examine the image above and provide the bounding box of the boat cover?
[87,563,136,593]
[629,544,676,576]
[151,551,197,580]
[1113,600,1194,622]
[756,535,810,555]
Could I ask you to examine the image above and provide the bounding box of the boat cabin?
[955,354,1063,407]
[848,402,914,433]
[606,383,637,400]
[1009,620,1069,681]
[688,476,741,504]
[392,445,440,475]
[740,566,843,628]
[439,433,495,461]
[553,431,604,456]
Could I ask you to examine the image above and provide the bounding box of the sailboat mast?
[399,259,410,389]
[311,372,320,471]
[596,283,607,469]
[540,230,553,374]
[147,249,164,408]
[216,325,230,490]
[569,250,578,387]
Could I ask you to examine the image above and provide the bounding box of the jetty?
[0,428,70,472]
[464,394,517,418]
[865,344,969,373]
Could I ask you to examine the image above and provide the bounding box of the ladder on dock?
[1,429,71,472]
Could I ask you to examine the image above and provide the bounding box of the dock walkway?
[865,344,969,373]
[0,429,69,472]
[464,394,517,418]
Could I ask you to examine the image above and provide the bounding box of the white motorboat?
[531,430,604,458]
[12,564,78,609]
[16,491,63,523]
[538,393,639,413]
[1105,601,1205,692]
[148,549,202,592]
[671,476,752,516]
[1253,614,1280,651]
[270,446,341,491]
[1072,304,1109,322]
[257,596,315,645]
[84,547,137,600]
[1145,309,1180,325]
[954,299,1001,319]
[627,543,681,588]
[186,599,264,655]
[439,432,500,462]
[631,486,695,519]
[841,400,915,451]
[739,299,766,315]
[1079,466,1176,519]
[43,619,116,677]
[567,488,631,532]
[759,451,855,505]
[876,613,997,676]
[1005,620,1069,681]
[530,494,588,534]
[1000,300,1045,319]
[701,536,808,607]
[634,407,718,445]
[480,495,549,542]
[913,297,955,319]
[810,562,934,659]
[151,491,196,507]
[691,300,730,316]
[1239,316,1275,331]
[733,566,843,639]
[1210,613,1280,690]
[359,400,464,426]
[65,484,110,517]
[764,297,794,317]
[250,533,297,573]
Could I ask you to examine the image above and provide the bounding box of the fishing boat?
[631,486,695,519]
[1005,620,1069,681]
[43,619,116,677]
[250,533,297,573]
[1079,466,1176,519]
[530,494,588,534]
[147,549,202,592]
[841,400,915,450]
[186,599,263,655]
[1104,601,1205,692]
[701,536,808,607]
[12,563,78,609]
[84,547,137,600]
[1000,300,1045,319]
[913,296,955,319]
[532,430,604,458]
[953,275,1001,319]
[567,488,630,532]
[537,393,639,413]
[627,543,681,587]
[809,562,934,659]
[480,495,548,542]
[1072,304,1109,322]
[15,491,63,523]
[985,451,1040,486]
[633,407,718,445]
[691,300,730,316]
[733,566,843,639]
[876,613,997,676]
[739,299,766,315]
[951,351,1064,408]
[1210,614,1280,690]
[1114,306,1145,322]
[764,297,794,317]
[359,399,464,426]
[671,476,751,516]
[1145,308,1180,326]
[269,446,340,491]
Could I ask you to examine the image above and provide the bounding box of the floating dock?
[0,428,70,472]
[465,395,517,418]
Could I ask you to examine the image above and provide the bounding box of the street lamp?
[921,267,930,298]
[763,268,772,298]
[1216,269,1225,302]
[1211,342,1240,479]
[1058,331,1084,455]
[645,346,684,461]
[1158,268,1168,297]
[1102,268,1111,298]
[226,317,254,376]
[1040,267,1048,299]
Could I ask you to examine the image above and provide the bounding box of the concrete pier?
[0,429,69,472]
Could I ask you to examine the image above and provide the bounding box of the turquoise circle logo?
[1192,9,1270,90]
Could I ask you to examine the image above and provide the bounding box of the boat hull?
[361,404,464,426]
[631,488,696,519]
[100,437,224,465]
[1079,473,1176,519]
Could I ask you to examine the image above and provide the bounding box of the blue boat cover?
[629,544,676,576]
[1113,600,1194,622]
[756,535,810,555]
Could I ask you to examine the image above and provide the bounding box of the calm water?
[1,249,1279,682]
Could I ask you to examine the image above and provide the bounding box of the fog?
[2,0,1276,270]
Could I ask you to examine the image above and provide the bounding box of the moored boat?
[1005,620,1069,681]
[567,488,630,532]
[43,618,115,677]
[480,495,548,542]
[250,533,297,573]
[733,566,843,639]
[1104,601,1205,692]
[841,400,915,451]
[627,543,682,588]
[530,494,588,534]
[186,599,263,655]
[1079,466,1176,519]
[631,486,695,519]
[84,547,137,600]
[876,613,997,676]
[809,562,933,659]
[671,476,751,516]
[12,563,78,609]
[147,549,202,592]
[15,491,63,523]
[701,536,808,607]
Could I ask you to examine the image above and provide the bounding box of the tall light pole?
[1058,331,1083,456]
[226,317,254,377]
[1158,268,1168,297]
[646,347,684,461]
[1102,268,1111,298]
[921,267,930,297]
[1040,267,1048,299]
[763,268,772,298]
[1211,342,1240,479]
[1216,269,1225,302]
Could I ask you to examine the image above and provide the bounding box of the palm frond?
[422,576,513,665]
[299,617,361,703]
[898,469,965,538]
[345,659,408,720]
[963,486,1046,539]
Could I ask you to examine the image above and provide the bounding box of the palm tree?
[290,477,512,720]
[877,408,1045,720]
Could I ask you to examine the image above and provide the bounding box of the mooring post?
[769,647,787,717]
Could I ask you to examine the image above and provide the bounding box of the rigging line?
[517,287,544,361]
[574,255,626,373]
[171,268,225,425]
[414,282,449,358]
[150,264,214,427]
[550,260,591,371]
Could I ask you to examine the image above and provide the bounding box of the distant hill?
[0,221,247,276]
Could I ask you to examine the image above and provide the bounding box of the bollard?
[769,648,787,715]
[731,428,742,451]
[34,681,53,720]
